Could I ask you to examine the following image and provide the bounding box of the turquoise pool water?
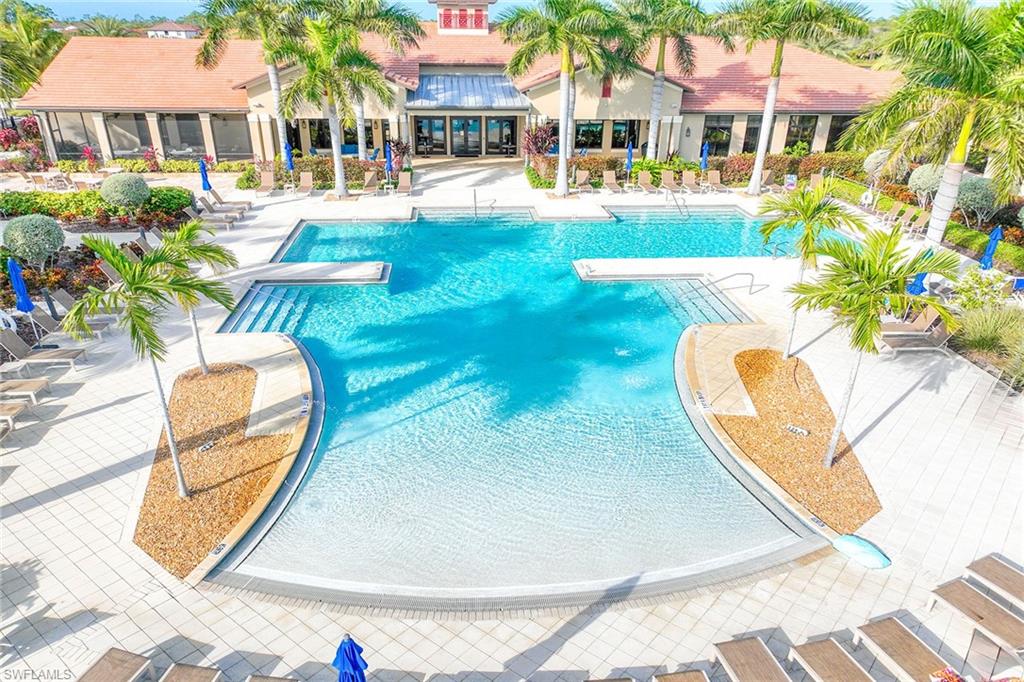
[229,209,800,592]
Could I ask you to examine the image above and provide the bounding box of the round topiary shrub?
[863,149,908,184]
[100,173,151,212]
[908,163,944,205]
[1017,205,1023,228]
[957,175,998,228]
[3,213,65,266]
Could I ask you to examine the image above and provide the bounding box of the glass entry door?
[486,117,517,156]
[415,117,446,155]
[450,117,481,156]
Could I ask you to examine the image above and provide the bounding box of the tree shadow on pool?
[325,281,674,428]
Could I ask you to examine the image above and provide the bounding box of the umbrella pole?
[41,287,58,319]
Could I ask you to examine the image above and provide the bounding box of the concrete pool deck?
[1,172,1021,680]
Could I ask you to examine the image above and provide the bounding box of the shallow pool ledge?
[676,324,841,541]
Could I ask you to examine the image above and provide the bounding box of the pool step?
[280,292,312,335]
[238,287,274,333]
[262,287,301,332]
[654,280,745,327]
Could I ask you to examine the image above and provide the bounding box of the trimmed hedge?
[0,186,193,221]
[945,223,1024,273]
[4,214,64,264]
[798,151,868,182]
[55,158,252,174]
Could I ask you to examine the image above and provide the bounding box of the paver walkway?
[1,185,1021,681]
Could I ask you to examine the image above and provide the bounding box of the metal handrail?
[708,272,766,296]
[666,190,690,217]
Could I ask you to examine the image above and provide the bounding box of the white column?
[299,119,311,154]
[258,114,276,161]
[769,115,789,154]
[728,114,747,156]
[36,112,58,163]
[90,112,114,162]
[198,112,217,161]
[811,114,831,153]
[145,112,165,160]
[679,113,704,160]
[246,114,264,161]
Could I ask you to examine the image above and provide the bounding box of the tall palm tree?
[498,0,622,197]
[718,0,869,195]
[759,178,867,359]
[61,237,235,498]
[843,0,1024,243]
[0,3,65,108]
[78,16,134,36]
[317,0,422,160]
[278,15,392,195]
[790,227,960,467]
[159,220,239,375]
[197,0,307,162]
[616,0,732,160]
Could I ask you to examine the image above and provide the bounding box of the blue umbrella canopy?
[980,225,1003,270]
[283,142,295,172]
[7,258,34,313]
[198,158,212,192]
[700,141,709,171]
[332,635,368,682]
[624,142,633,174]
[384,143,393,177]
[906,248,933,295]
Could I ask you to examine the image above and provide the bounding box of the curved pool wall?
[209,209,825,610]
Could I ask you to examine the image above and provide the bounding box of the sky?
[37,0,930,21]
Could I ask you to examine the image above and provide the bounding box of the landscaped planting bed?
[0,186,193,233]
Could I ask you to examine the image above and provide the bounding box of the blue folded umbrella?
[700,141,709,171]
[906,248,933,295]
[384,143,393,180]
[283,142,295,173]
[625,141,633,175]
[332,635,368,682]
[979,225,1002,270]
[198,158,212,192]
[7,257,34,314]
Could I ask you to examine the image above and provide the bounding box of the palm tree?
[277,15,392,196]
[196,0,307,163]
[718,0,869,195]
[790,226,960,467]
[616,0,732,160]
[759,178,867,359]
[78,16,134,36]
[159,220,239,375]
[498,0,622,197]
[842,0,1024,243]
[0,3,65,109]
[61,237,235,498]
[317,0,422,160]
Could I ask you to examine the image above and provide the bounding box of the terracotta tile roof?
[17,37,265,111]
[147,21,201,32]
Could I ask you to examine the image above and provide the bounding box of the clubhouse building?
[18,0,899,165]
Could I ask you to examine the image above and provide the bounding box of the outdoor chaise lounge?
[120,245,141,263]
[30,308,108,341]
[653,671,711,681]
[98,261,122,284]
[158,663,222,681]
[575,170,593,192]
[76,647,154,682]
[881,306,940,336]
[0,401,28,429]
[298,171,314,194]
[854,617,950,682]
[787,638,872,682]
[0,330,85,370]
[184,206,233,229]
[637,171,657,193]
[363,170,380,195]
[881,325,951,354]
[901,211,930,238]
[602,170,622,192]
[928,579,1024,656]
[680,170,701,193]
[210,188,251,211]
[809,173,824,190]
[198,196,243,220]
[396,171,412,195]
[761,170,785,193]
[704,170,728,193]
[256,171,275,195]
[661,172,681,193]
[879,201,907,226]
[966,554,1024,610]
[712,637,790,681]
[0,377,49,404]
[53,288,121,319]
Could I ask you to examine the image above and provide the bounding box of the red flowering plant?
[18,117,40,140]
[94,207,111,227]
[81,145,100,172]
[143,146,160,172]
[0,127,20,150]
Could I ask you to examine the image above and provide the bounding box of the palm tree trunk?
[567,75,576,157]
[354,97,367,161]
[554,47,572,197]
[326,99,347,196]
[189,309,208,375]
[150,355,189,498]
[265,61,289,161]
[646,37,667,161]
[824,351,862,468]
[783,260,806,360]
[746,41,784,196]
[926,108,975,243]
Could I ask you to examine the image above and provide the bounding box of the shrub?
[100,173,151,213]
[953,268,1010,310]
[0,186,192,222]
[236,164,259,189]
[798,151,868,181]
[572,154,621,175]
[56,159,85,173]
[0,127,20,150]
[863,149,889,183]
[1019,205,1024,228]
[157,159,201,173]
[81,145,100,172]
[718,153,800,185]
[944,222,1024,273]
[3,214,65,266]
[782,140,810,157]
[525,166,554,189]
[952,306,1024,357]
[628,157,665,184]
[956,175,999,228]
[18,116,40,140]
[908,163,943,205]
[144,186,193,214]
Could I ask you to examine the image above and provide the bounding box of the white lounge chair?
[854,617,949,682]
[788,638,871,682]
[928,579,1024,657]
[31,308,108,341]
[77,648,154,682]
[159,663,222,681]
[0,378,50,404]
[210,188,251,211]
[198,195,243,220]
[653,672,710,682]
[0,329,85,370]
[966,554,1024,610]
[713,637,789,681]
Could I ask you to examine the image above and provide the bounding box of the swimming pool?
[221,209,813,600]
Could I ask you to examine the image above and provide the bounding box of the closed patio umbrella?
[625,141,633,179]
[384,143,393,182]
[700,141,709,171]
[284,142,295,173]
[198,158,212,193]
[7,258,33,314]
[980,225,1002,270]
[906,248,933,294]
[332,634,368,682]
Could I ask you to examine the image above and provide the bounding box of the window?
[574,120,603,149]
[157,113,206,159]
[701,115,733,157]
[458,8,468,28]
[441,8,452,28]
[104,113,151,158]
[825,114,857,151]
[47,112,100,160]
[474,8,485,28]
[601,75,612,99]
[742,114,769,153]
[610,120,640,148]
[211,114,252,160]
[307,119,331,150]
[784,115,818,150]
